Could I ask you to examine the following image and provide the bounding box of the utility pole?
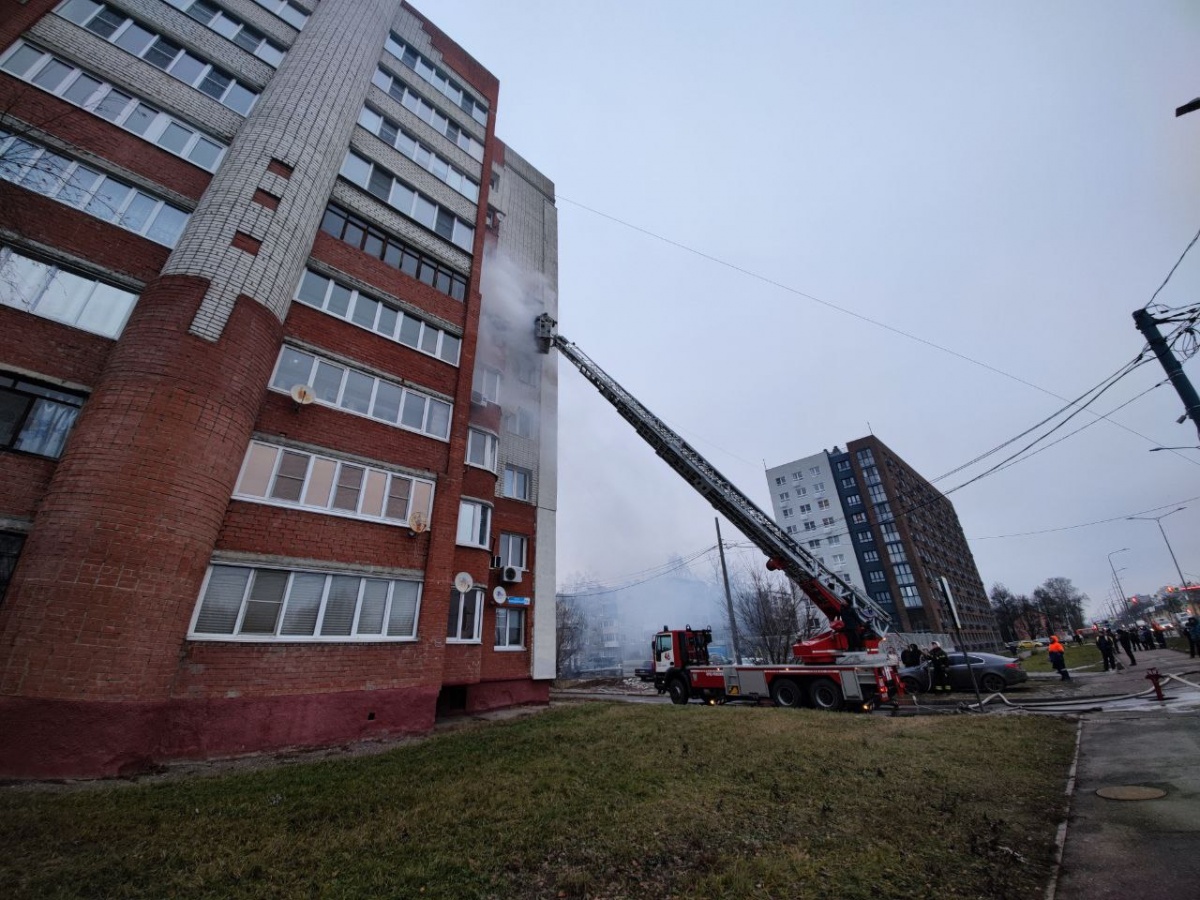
[1133,308,1200,441]
[715,518,741,663]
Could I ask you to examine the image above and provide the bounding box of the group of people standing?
[1095,626,1141,671]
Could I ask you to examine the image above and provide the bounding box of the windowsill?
[494,646,525,652]
[446,638,481,645]
[187,634,419,643]
[456,541,490,551]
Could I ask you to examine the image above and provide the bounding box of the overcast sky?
[426,1,1200,622]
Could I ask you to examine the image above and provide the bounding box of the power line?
[1144,223,1200,311]
[558,545,717,597]
[972,494,1200,540]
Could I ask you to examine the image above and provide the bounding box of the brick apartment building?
[767,436,1000,650]
[0,0,558,778]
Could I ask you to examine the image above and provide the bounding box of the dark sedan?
[900,651,1028,694]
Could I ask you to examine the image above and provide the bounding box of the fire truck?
[536,315,903,711]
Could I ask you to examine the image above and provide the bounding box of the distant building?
[766,437,1000,649]
[0,0,556,778]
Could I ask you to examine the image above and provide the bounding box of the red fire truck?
[537,315,903,711]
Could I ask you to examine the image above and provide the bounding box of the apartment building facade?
[0,0,557,778]
[767,437,1000,650]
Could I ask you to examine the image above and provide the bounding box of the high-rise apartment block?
[0,0,557,778]
[767,437,1000,649]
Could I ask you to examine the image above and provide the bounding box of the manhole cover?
[1096,785,1167,801]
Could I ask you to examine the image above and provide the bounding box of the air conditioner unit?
[501,565,523,584]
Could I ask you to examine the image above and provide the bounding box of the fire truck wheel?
[769,678,804,709]
[667,678,690,705]
[808,677,843,711]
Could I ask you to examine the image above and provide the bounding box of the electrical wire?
[1144,224,1200,311]
[558,545,717,598]
[972,494,1200,540]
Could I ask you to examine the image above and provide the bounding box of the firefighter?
[926,642,952,693]
[900,643,923,667]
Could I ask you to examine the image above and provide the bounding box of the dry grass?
[0,703,1076,899]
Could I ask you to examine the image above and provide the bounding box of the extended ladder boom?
[536,314,892,630]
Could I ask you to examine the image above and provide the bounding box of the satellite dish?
[453,571,474,593]
[492,586,507,605]
[408,510,429,534]
[289,384,315,405]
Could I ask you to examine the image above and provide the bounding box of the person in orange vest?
[1048,636,1071,681]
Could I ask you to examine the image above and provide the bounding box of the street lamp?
[1108,549,1130,619]
[1127,507,1189,591]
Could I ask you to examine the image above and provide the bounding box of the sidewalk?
[1049,647,1200,900]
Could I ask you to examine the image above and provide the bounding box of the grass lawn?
[1019,642,1101,673]
[0,703,1076,900]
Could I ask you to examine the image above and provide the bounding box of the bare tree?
[731,567,807,663]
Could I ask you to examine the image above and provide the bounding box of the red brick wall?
[0,454,55,521]
[0,278,283,701]
[0,73,212,201]
[0,0,60,50]
[1,187,170,284]
[0,306,112,387]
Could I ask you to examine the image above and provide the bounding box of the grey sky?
[429,1,1200,621]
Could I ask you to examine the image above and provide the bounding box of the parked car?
[900,652,1028,694]
[634,660,655,682]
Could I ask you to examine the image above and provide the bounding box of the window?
[774,476,785,486]
[813,482,826,494]
[857,531,874,544]
[447,588,482,641]
[807,540,820,549]
[234,441,435,526]
[0,134,189,247]
[817,498,830,510]
[869,571,887,584]
[809,466,821,476]
[190,565,421,641]
[0,247,138,339]
[499,533,527,570]
[827,535,841,546]
[899,585,922,608]
[785,525,797,535]
[893,563,914,581]
[370,68,485,161]
[57,2,257,113]
[466,429,497,471]
[271,347,452,440]
[781,508,794,519]
[340,151,475,253]
[868,484,887,504]
[821,517,835,527]
[473,366,501,404]
[791,472,803,481]
[0,531,25,601]
[798,503,811,514]
[852,512,867,524]
[0,372,85,459]
[836,460,851,472]
[840,477,855,489]
[502,407,535,439]
[856,449,875,466]
[357,106,479,202]
[803,521,817,532]
[1,42,226,171]
[778,491,789,501]
[164,1,285,66]
[795,487,807,497]
[384,34,489,126]
[456,500,490,548]
[295,269,460,365]
[831,553,845,566]
[250,0,307,29]
[503,466,531,500]
[495,607,524,649]
[863,550,880,563]
[320,205,467,302]
[846,494,862,507]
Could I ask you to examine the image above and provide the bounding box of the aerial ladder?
[537,314,901,710]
